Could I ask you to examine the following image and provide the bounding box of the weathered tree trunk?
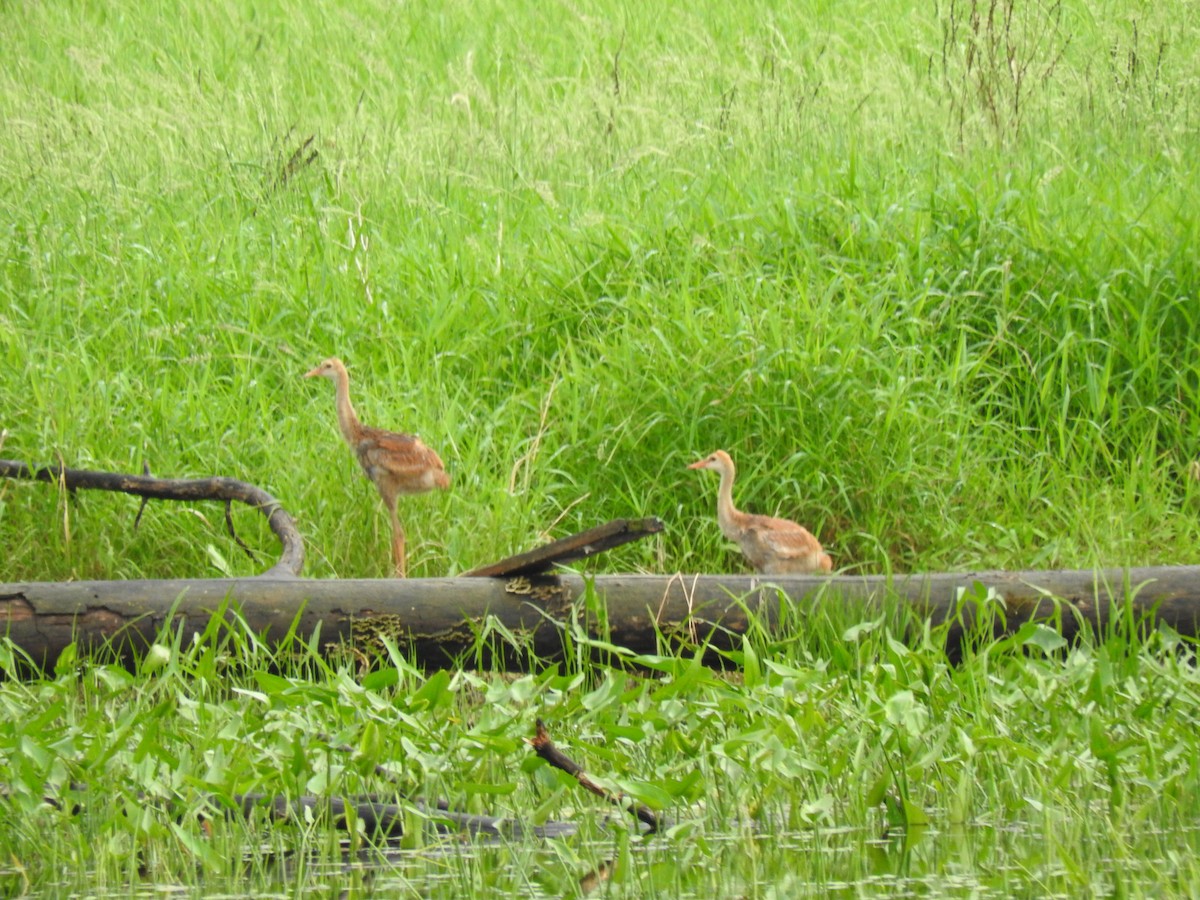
[2,566,1198,671]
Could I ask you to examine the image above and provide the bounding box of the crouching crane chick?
[305,357,449,577]
[688,449,832,575]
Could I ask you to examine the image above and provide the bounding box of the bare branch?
[530,719,661,833]
[0,460,303,577]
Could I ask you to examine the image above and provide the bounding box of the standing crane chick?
[305,357,449,577]
[688,449,832,575]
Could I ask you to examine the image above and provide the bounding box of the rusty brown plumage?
[305,357,448,577]
[688,449,831,575]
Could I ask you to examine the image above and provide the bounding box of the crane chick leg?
[388,506,407,578]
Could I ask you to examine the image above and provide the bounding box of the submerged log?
[36,785,580,840]
[1,566,1198,670]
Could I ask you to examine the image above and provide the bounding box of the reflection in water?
[729,818,1200,897]
[29,815,1200,897]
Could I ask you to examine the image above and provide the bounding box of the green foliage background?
[4,0,1199,580]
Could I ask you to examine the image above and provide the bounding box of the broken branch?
[529,718,661,833]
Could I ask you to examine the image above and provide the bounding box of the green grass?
[3,0,1199,581]
[2,0,1200,894]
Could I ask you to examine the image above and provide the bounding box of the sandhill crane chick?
[305,357,449,577]
[688,449,832,575]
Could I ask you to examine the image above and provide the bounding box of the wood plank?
[461,517,665,577]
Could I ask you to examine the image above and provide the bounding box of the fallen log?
[1,566,1198,671]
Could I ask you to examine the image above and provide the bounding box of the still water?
[25,812,1193,898]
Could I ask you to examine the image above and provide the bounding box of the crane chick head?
[304,357,347,380]
[688,450,735,474]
